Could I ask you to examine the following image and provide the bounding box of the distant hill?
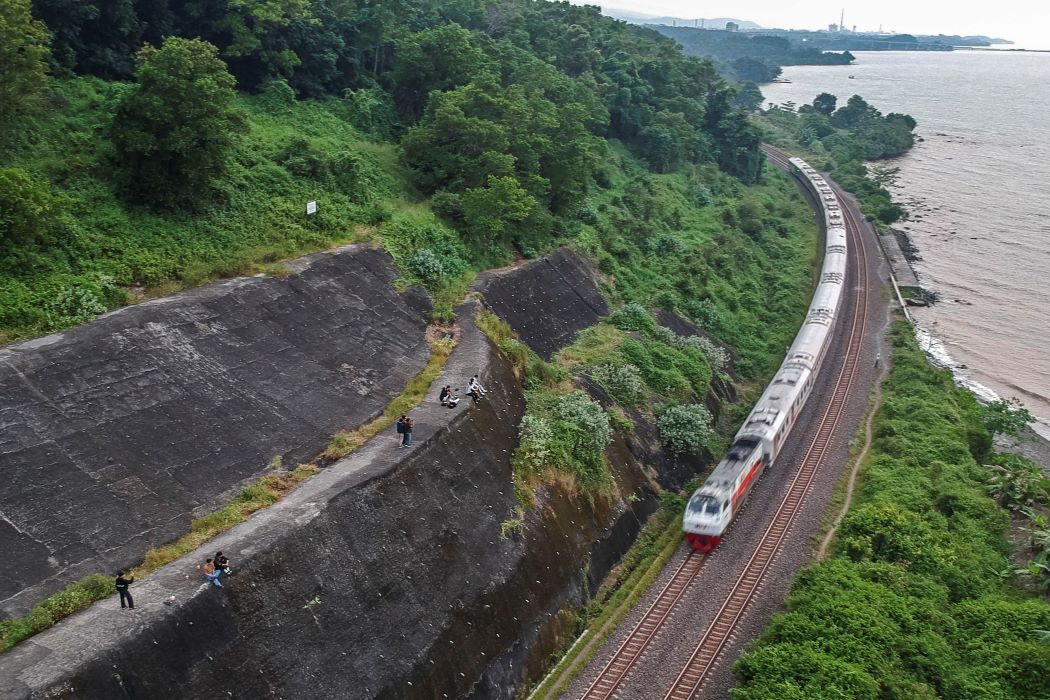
[603,8,763,31]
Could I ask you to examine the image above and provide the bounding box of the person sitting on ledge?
[440,385,460,408]
[203,558,222,587]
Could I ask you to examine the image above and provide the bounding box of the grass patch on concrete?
[0,463,318,653]
[0,574,112,653]
[133,464,320,577]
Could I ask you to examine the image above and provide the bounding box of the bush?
[0,167,69,251]
[672,333,729,374]
[589,363,646,406]
[405,248,445,285]
[515,390,612,492]
[49,284,106,326]
[657,403,713,455]
[577,204,599,225]
[610,302,656,334]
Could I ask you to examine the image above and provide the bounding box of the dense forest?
[0,0,769,343]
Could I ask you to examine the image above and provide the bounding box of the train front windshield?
[688,495,721,516]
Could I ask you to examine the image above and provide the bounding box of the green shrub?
[589,363,646,406]
[405,248,445,285]
[673,334,729,374]
[515,389,612,492]
[49,284,106,326]
[610,302,656,334]
[657,403,713,455]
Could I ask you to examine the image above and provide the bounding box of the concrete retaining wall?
[0,245,431,617]
[473,248,608,360]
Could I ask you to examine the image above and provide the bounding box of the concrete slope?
[473,247,608,360]
[0,245,431,617]
[0,300,499,699]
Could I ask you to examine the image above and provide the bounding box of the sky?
[574,1,1050,49]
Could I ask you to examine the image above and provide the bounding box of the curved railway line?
[576,145,873,700]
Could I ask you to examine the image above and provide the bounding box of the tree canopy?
[0,0,52,129]
[111,37,246,208]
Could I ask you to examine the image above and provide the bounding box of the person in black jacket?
[115,571,134,609]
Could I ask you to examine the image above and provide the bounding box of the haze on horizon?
[574,0,1050,50]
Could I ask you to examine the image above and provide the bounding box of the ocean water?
[762,51,1050,437]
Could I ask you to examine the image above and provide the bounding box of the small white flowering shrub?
[658,403,713,455]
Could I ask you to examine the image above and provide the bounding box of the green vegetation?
[575,159,818,378]
[0,78,391,340]
[0,0,773,344]
[657,404,714,455]
[111,37,246,208]
[759,93,917,226]
[490,237,817,503]
[0,574,112,653]
[0,0,51,131]
[732,320,1050,699]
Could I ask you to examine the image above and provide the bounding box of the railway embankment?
[0,244,432,619]
[0,247,726,698]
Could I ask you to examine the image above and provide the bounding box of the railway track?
[574,145,870,700]
[580,552,706,700]
[660,145,871,700]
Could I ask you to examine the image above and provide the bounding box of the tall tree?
[111,37,246,208]
[31,0,141,78]
[813,92,837,116]
[391,22,491,119]
[0,0,51,129]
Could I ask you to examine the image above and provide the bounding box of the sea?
[762,50,1050,439]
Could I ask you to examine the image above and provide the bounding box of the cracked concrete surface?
[0,245,431,617]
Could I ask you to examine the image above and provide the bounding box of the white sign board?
[306,200,317,215]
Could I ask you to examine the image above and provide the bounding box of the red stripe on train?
[732,458,763,510]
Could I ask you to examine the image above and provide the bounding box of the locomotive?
[682,157,849,552]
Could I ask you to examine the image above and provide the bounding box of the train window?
[689,494,720,516]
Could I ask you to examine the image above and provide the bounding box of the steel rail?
[660,151,871,700]
[579,552,706,699]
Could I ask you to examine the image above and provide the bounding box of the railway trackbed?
[568,146,873,700]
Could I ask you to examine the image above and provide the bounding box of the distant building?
[725,21,739,31]
[829,23,839,32]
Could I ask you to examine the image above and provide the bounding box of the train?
[682,157,849,552]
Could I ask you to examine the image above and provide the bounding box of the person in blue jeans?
[402,416,414,447]
[203,558,222,587]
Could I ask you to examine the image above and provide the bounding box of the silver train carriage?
[683,157,849,551]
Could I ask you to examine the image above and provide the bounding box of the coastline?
[998,430,1050,475]
[882,226,1050,450]
[760,53,1050,454]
